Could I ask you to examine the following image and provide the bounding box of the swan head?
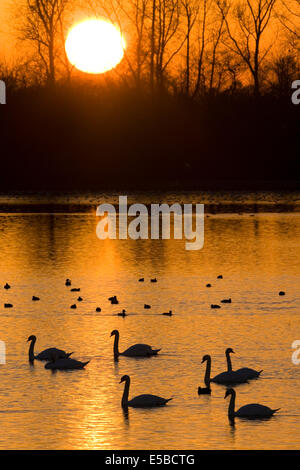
[110,330,119,337]
[224,388,235,399]
[27,335,36,342]
[120,374,130,384]
[226,348,235,355]
[201,354,210,363]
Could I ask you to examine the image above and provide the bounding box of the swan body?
[225,348,263,380]
[27,335,72,362]
[211,349,248,384]
[45,358,89,370]
[120,375,171,408]
[235,367,263,379]
[225,388,279,419]
[111,330,160,357]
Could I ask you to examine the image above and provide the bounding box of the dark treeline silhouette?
[1,81,299,190]
[0,0,299,190]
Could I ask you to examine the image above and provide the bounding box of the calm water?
[0,191,299,450]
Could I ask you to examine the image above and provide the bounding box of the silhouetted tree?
[21,0,70,86]
[218,0,277,97]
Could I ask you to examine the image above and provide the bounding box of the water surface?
[0,191,299,449]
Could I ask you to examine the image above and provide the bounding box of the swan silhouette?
[225,388,280,419]
[111,330,160,358]
[27,335,73,362]
[120,375,172,408]
[211,349,248,384]
[4,283,11,289]
[226,347,263,380]
[198,355,211,394]
[45,355,89,370]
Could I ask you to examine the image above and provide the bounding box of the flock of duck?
[8,276,282,420]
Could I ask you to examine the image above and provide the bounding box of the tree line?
[1,0,299,98]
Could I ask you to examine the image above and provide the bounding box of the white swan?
[120,375,172,408]
[225,388,280,419]
[111,330,160,358]
[211,349,248,384]
[27,335,73,362]
[226,347,263,379]
[45,356,89,370]
[198,355,211,394]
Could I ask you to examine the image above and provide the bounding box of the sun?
[65,19,125,74]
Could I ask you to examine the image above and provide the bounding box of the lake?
[0,190,299,450]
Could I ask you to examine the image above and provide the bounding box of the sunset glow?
[65,19,125,74]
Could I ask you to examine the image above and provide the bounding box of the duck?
[139,278,144,282]
[225,388,280,419]
[65,279,71,286]
[144,304,151,309]
[217,275,223,279]
[77,297,83,302]
[111,330,160,358]
[70,304,77,309]
[109,296,119,305]
[71,288,80,292]
[120,375,172,408]
[117,309,127,317]
[4,283,11,289]
[32,296,40,301]
[4,303,13,308]
[206,284,212,288]
[211,349,248,384]
[211,304,221,309]
[27,335,73,362]
[221,298,231,304]
[151,278,157,283]
[45,356,89,370]
[198,355,211,395]
[96,307,101,312]
[279,291,285,296]
[162,310,172,316]
[227,348,263,379]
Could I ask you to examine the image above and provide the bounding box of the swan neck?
[114,332,120,357]
[204,357,211,387]
[29,338,35,362]
[122,377,130,407]
[226,351,232,371]
[228,390,236,417]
